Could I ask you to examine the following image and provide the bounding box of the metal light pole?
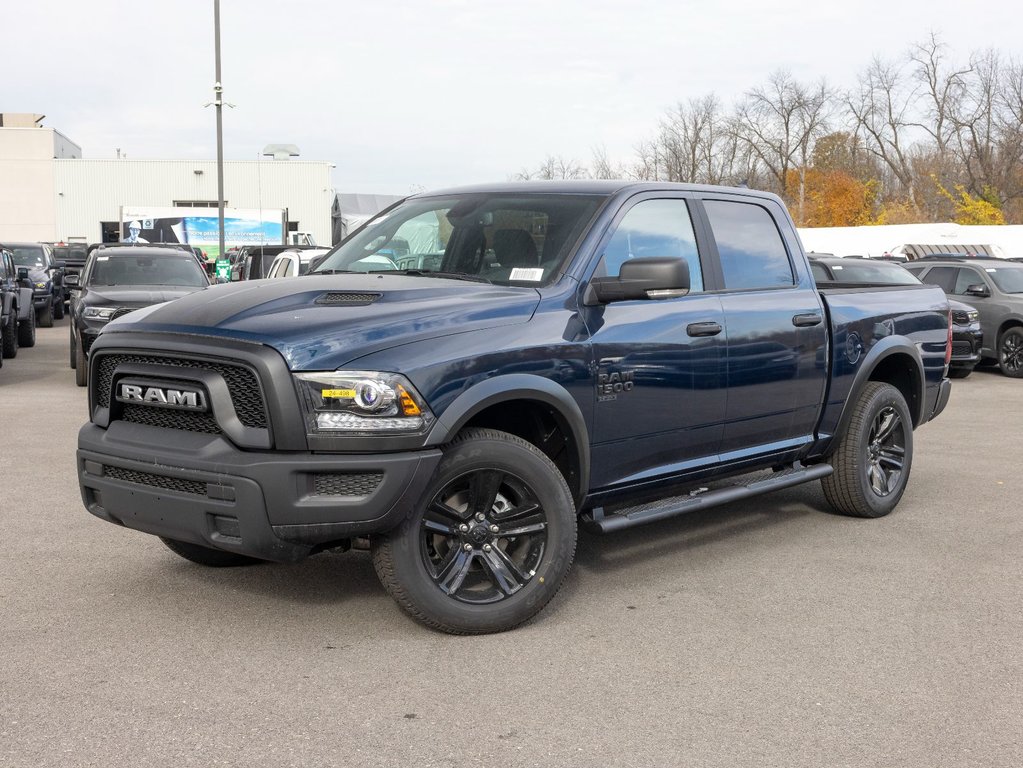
[213,0,225,260]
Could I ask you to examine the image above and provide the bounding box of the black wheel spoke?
[422,517,457,536]
[497,520,547,538]
[493,501,540,523]
[468,470,504,516]
[873,410,899,443]
[429,499,468,523]
[868,464,889,495]
[436,547,474,595]
[480,547,527,595]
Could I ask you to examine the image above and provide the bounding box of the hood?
[84,285,207,307]
[27,267,51,284]
[104,274,541,370]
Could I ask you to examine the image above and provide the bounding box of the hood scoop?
[315,291,382,306]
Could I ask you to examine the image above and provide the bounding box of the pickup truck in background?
[77,181,952,634]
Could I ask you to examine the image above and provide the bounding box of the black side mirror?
[965,284,990,298]
[585,257,691,305]
[64,274,80,288]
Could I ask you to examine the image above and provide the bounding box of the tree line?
[515,34,1023,227]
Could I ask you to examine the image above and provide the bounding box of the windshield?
[985,266,1023,294]
[312,193,606,286]
[87,256,208,287]
[824,261,920,285]
[10,246,46,268]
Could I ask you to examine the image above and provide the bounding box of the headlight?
[968,310,979,322]
[294,371,434,435]
[34,281,49,290]
[83,307,117,319]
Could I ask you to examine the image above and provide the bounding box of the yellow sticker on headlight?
[322,389,356,399]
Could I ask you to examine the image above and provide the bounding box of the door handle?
[792,313,823,327]
[687,321,722,337]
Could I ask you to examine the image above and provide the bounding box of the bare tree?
[910,32,971,158]
[514,155,589,181]
[590,145,630,180]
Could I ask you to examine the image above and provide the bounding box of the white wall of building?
[0,128,59,241]
[53,159,333,244]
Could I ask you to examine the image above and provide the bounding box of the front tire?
[53,296,64,320]
[372,428,577,634]
[161,537,262,567]
[16,305,34,348]
[822,382,913,518]
[998,328,1023,378]
[74,333,87,387]
[37,302,53,328]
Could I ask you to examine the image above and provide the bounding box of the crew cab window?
[598,199,703,292]
[704,200,794,290]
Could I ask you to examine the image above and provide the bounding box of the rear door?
[697,195,828,459]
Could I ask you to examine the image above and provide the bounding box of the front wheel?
[74,333,87,387]
[1,310,17,359]
[37,302,53,328]
[998,328,1023,378]
[53,296,64,320]
[822,382,913,518]
[17,305,35,348]
[372,428,577,634]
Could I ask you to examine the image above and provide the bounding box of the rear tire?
[53,296,64,320]
[1,310,18,359]
[160,537,262,567]
[372,428,577,634]
[822,382,913,518]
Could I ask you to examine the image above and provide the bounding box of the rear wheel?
[1,309,18,359]
[37,302,53,328]
[998,328,1023,378]
[822,382,913,518]
[17,306,35,348]
[372,428,577,634]
[160,537,262,567]
[53,295,64,320]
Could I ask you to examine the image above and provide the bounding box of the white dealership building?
[0,113,333,246]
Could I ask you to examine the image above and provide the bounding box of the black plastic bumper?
[931,377,952,421]
[78,421,443,563]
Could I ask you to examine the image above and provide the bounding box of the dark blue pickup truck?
[77,182,952,633]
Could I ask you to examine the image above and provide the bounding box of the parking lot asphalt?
[1,317,1021,768]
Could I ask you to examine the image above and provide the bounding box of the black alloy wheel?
[822,381,914,518]
[998,328,1023,378]
[53,295,64,320]
[373,428,577,634]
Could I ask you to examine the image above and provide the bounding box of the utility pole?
[213,0,225,260]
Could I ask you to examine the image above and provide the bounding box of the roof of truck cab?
[414,180,784,201]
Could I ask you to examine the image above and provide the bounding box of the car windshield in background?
[10,247,46,268]
[88,256,208,287]
[985,265,1023,293]
[829,262,920,284]
[312,193,606,287]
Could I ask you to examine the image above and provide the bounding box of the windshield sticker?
[986,268,997,272]
[510,268,544,281]
[832,265,843,269]
[97,256,109,261]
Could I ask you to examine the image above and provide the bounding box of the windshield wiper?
[311,269,357,275]
[385,269,491,284]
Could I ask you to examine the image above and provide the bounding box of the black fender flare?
[830,336,927,449]
[425,373,590,500]
[17,288,34,321]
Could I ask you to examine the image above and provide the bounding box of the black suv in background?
[905,257,1023,377]
[67,245,211,386]
[809,255,982,378]
[2,242,65,327]
[51,243,90,307]
[1,247,37,367]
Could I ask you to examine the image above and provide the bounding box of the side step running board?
[581,463,834,534]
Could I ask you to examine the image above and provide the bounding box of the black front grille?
[104,465,208,496]
[95,353,267,428]
[313,472,384,497]
[121,404,221,434]
[951,340,975,356]
[951,310,973,325]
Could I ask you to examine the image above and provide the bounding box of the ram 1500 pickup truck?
[77,182,952,634]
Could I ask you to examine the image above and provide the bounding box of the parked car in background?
[67,245,211,386]
[265,248,331,278]
[809,255,981,378]
[2,242,65,327]
[1,247,37,366]
[905,256,1023,378]
[230,244,318,282]
[51,242,90,308]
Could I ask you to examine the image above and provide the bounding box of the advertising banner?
[120,206,285,260]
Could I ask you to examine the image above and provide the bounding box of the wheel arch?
[425,374,590,505]
[996,317,1023,343]
[831,339,926,452]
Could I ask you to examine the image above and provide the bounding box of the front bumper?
[950,326,984,368]
[32,292,52,309]
[78,420,443,562]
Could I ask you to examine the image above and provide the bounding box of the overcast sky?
[4,0,1019,194]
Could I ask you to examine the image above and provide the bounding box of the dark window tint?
[918,266,957,293]
[600,199,703,292]
[810,262,831,282]
[704,200,793,290]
